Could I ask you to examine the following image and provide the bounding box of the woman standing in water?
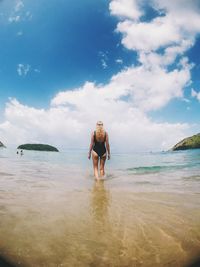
[88,121,110,180]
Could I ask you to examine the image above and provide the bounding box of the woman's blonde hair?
[95,121,105,141]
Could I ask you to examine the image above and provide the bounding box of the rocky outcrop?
[17,143,59,152]
[172,133,200,151]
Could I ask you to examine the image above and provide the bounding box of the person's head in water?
[96,121,105,140]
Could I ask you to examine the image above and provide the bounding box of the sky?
[0,0,200,152]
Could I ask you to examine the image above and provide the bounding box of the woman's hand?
[88,153,91,160]
[108,154,110,160]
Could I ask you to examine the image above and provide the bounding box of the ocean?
[0,148,200,266]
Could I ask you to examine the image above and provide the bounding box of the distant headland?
[17,144,59,152]
[172,133,200,151]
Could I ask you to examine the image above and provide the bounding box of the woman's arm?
[106,132,110,160]
[88,132,94,159]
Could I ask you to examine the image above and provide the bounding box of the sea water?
[0,148,200,266]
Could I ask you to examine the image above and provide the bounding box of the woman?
[88,121,110,180]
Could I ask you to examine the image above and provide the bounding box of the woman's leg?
[92,150,99,179]
[100,153,106,177]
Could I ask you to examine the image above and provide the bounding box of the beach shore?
[0,178,200,267]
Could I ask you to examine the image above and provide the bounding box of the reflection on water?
[91,180,110,226]
[90,180,119,266]
[90,180,111,265]
[89,180,136,267]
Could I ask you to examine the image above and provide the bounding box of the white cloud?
[8,0,23,23]
[182,98,190,104]
[17,30,23,36]
[8,15,20,23]
[34,68,40,73]
[8,0,32,23]
[109,0,142,21]
[0,96,190,151]
[17,64,40,76]
[17,64,31,76]
[111,0,200,63]
[99,51,108,69]
[25,11,32,20]
[101,59,108,69]
[116,58,123,64]
[0,59,193,151]
[191,88,200,102]
[116,14,198,53]
[15,0,24,12]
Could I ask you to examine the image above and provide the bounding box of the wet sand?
[0,176,200,267]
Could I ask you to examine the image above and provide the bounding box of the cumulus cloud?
[0,98,84,147]
[0,0,199,151]
[109,0,142,20]
[0,96,190,151]
[111,0,200,57]
[0,65,192,151]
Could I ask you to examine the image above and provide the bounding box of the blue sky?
[0,0,200,151]
[0,0,135,108]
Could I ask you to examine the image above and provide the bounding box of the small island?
[0,141,6,148]
[172,133,200,151]
[17,143,59,152]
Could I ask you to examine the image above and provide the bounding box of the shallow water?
[0,148,200,266]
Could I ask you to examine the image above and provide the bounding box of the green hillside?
[172,133,200,151]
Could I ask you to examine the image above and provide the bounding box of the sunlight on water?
[0,148,200,266]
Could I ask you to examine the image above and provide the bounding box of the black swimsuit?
[93,131,106,158]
